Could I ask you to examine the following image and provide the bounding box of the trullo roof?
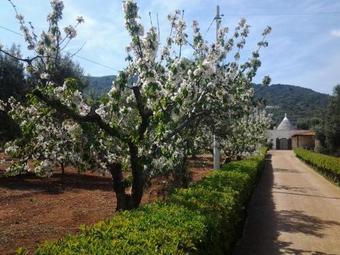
[277,113,293,130]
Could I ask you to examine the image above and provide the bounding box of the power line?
[0,25,22,36]
[221,11,340,17]
[204,10,339,34]
[0,24,120,72]
[75,55,119,71]
[206,17,216,34]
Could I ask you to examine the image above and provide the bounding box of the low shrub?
[33,149,267,255]
[294,148,340,184]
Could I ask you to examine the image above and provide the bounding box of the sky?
[1,0,340,94]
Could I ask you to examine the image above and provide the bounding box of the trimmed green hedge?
[294,148,340,184]
[33,149,267,255]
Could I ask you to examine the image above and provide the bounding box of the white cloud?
[330,29,340,38]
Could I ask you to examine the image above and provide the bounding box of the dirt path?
[233,150,340,255]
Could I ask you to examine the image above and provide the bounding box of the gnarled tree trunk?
[128,142,145,209]
[108,143,145,211]
[108,163,130,211]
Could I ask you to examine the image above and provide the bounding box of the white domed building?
[267,114,317,150]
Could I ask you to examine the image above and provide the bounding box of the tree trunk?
[128,142,145,209]
[223,157,231,165]
[108,143,145,211]
[60,162,65,188]
[61,162,65,176]
[172,157,190,188]
[108,163,130,211]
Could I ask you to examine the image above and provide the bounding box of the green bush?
[294,148,340,184]
[34,149,267,255]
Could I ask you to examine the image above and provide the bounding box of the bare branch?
[0,48,40,64]
[69,42,86,58]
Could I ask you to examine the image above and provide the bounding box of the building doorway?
[276,138,292,150]
[280,138,288,150]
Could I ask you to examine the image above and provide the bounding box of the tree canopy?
[0,44,27,143]
[325,85,340,153]
[0,0,271,210]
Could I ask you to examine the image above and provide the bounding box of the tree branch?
[32,89,130,143]
[161,109,210,143]
[132,87,152,141]
[0,48,40,64]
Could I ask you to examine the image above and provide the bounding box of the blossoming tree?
[0,0,271,210]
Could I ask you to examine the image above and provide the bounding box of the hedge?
[294,148,340,184]
[31,148,267,255]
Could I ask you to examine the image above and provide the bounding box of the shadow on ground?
[0,171,113,195]
[233,152,339,255]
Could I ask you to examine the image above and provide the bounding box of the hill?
[85,76,330,127]
[254,84,330,127]
[84,75,116,96]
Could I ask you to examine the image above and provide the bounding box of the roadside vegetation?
[294,148,340,185]
[30,149,267,255]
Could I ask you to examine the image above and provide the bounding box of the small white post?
[213,135,220,170]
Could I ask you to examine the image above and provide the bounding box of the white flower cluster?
[0,100,6,111]
[3,96,92,176]
[64,25,77,39]
[54,80,91,116]
[5,0,84,81]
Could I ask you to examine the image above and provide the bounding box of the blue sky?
[1,0,340,94]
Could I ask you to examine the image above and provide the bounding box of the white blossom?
[76,16,84,24]
[64,25,77,38]
[40,72,50,80]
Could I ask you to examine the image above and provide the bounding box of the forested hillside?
[254,84,329,127]
[84,75,116,96]
[86,77,330,127]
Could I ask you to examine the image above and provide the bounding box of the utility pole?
[213,135,220,170]
[215,5,221,43]
[213,5,221,170]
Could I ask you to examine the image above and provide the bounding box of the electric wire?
[0,24,120,72]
